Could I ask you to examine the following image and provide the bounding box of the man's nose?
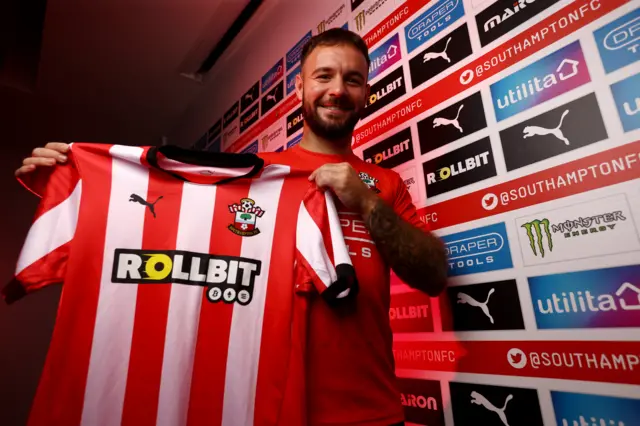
[327,77,348,96]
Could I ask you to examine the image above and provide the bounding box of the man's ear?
[295,74,303,102]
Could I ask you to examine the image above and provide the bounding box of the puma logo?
[471,391,513,426]
[244,92,254,102]
[522,109,570,145]
[267,93,277,103]
[457,288,495,324]
[129,194,164,218]
[433,104,464,133]
[423,37,452,63]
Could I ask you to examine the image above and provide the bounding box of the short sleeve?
[391,172,430,232]
[3,158,82,304]
[294,186,358,303]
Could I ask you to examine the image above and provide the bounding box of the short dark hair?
[300,28,371,70]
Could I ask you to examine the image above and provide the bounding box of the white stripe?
[297,202,336,290]
[81,146,146,426]
[16,180,82,274]
[221,165,289,426]
[156,183,216,426]
[325,191,352,268]
[344,236,374,244]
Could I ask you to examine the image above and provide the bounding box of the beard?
[302,94,363,140]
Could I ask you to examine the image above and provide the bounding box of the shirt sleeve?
[294,185,358,303]
[391,171,430,232]
[3,158,82,304]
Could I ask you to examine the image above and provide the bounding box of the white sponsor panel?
[515,194,640,266]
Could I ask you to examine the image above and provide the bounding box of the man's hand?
[15,142,70,177]
[308,163,378,217]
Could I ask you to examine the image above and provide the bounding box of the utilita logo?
[528,264,640,329]
[490,40,590,121]
[261,59,284,93]
[442,222,513,277]
[551,391,640,426]
[404,0,465,53]
[368,33,401,80]
[363,127,414,169]
[594,8,640,74]
[611,72,640,133]
[477,0,561,47]
[516,194,640,266]
[286,65,300,95]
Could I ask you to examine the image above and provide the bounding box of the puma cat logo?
[433,104,464,133]
[129,194,164,218]
[244,92,254,102]
[457,288,495,324]
[423,37,452,63]
[267,93,277,103]
[471,391,513,426]
[522,109,570,145]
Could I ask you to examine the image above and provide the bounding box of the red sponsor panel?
[352,0,628,150]
[390,290,434,333]
[417,140,640,230]
[393,340,640,385]
[362,0,422,48]
[227,94,300,153]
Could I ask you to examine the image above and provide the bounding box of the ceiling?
[0,0,254,150]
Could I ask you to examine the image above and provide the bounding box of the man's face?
[296,44,370,141]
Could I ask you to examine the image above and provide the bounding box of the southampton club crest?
[359,171,381,193]
[228,198,265,236]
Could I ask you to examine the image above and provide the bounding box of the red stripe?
[254,176,310,426]
[121,173,184,425]
[303,188,334,264]
[27,144,113,426]
[187,184,249,426]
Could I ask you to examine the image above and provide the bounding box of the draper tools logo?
[490,40,590,121]
[409,24,473,89]
[594,8,640,74]
[261,58,284,93]
[363,127,414,169]
[528,264,640,329]
[240,140,258,155]
[476,0,561,47]
[552,391,640,426]
[363,66,406,119]
[368,33,401,81]
[112,249,261,305]
[516,194,640,266]
[396,378,445,426]
[442,222,513,277]
[499,92,608,171]
[417,91,487,154]
[450,382,544,426]
[404,0,465,53]
[441,279,525,331]
[422,137,497,197]
[610,72,640,133]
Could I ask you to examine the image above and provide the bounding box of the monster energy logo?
[522,219,553,257]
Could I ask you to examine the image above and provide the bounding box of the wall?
[174,0,640,424]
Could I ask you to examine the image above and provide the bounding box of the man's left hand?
[309,163,378,217]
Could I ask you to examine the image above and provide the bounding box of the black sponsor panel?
[363,66,406,119]
[441,280,525,331]
[397,378,445,426]
[207,119,222,143]
[476,0,561,47]
[422,137,496,197]
[410,24,473,89]
[286,105,304,137]
[450,382,544,426]
[239,103,259,133]
[223,102,239,128]
[500,92,607,171]
[351,0,365,11]
[241,81,260,112]
[417,91,487,154]
[363,127,414,169]
[261,80,284,115]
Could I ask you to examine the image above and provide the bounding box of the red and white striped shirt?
[4,143,356,426]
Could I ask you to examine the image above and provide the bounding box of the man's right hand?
[15,142,70,177]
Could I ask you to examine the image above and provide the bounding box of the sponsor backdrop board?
[177,0,640,424]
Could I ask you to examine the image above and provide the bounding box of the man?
[16,28,448,426]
